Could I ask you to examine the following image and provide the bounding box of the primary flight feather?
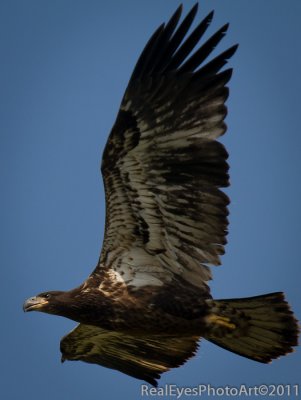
[23,3,299,386]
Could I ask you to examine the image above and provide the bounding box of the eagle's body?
[24,4,299,386]
[43,272,211,334]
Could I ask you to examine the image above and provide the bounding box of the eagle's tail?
[204,292,299,362]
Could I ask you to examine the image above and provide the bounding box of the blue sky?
[1,1,300,399]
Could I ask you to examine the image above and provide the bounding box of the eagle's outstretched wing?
[60,324,200,386]
[93,4,237,290]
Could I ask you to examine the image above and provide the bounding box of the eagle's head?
[23,285,112,326]
[23,291,66,314]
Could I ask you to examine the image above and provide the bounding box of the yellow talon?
[207,314,236,330]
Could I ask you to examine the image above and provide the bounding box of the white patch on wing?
[104,270,125,284]
[101,247,173,289]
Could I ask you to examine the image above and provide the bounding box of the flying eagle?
[23,4,299,386]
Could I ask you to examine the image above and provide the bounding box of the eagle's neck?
[51,285,117,329]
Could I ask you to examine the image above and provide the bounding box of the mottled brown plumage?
[23,3,299,386]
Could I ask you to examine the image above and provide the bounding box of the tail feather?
[204,292,299,363]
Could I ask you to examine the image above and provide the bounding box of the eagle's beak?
[23,296,49,312]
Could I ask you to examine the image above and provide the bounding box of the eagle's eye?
[42,293,51,299]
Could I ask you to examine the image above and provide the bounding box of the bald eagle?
[23,4,298,386]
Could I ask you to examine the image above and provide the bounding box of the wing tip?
[188,2,199,16]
